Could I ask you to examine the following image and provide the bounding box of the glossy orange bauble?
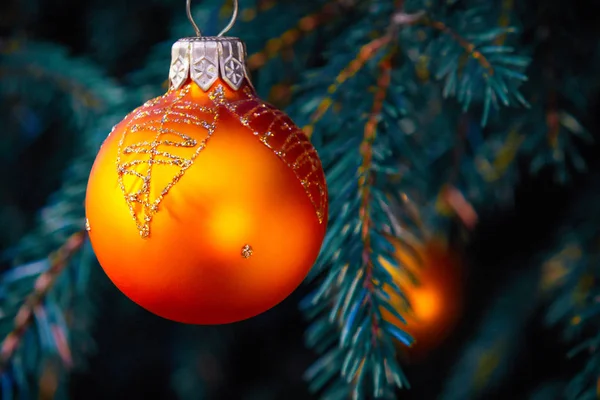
[85,78,328,324]
[380,238,463,359]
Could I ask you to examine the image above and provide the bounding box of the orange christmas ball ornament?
[85,11,328,324]
[379,238,463,359]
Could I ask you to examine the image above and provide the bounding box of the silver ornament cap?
[168,36,250,92]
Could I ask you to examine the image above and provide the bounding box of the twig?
[247,1,344,71]
[439,185,478,229]
[0,231,87,373]
[302,35,393,138]
[360,54,393,340]
[422,17,495,77]
[390,10,499,77]
[302,8,424,138]
[391,10,426,27]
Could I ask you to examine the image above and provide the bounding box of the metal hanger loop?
[186,0,239,37]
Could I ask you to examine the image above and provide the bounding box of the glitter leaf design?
[117,87,219,238]
[210,86,327,224]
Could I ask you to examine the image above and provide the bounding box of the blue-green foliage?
[1,0,598,399]
[295,56,415,400]
[0,41,129,398]
[544,236,600,400]
[0,242,98,400]
[439,266,542,400]
[413,2,530,125]
[537,180,600,399]
[289,1,534,397]
[0,41,127,259]
[0,0,332,396]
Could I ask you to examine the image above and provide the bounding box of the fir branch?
[437,185,478,229]
[298,6,427,138]
[356,57,413,396]
[543,235,600,400]
[424,18,496,78]
[358,54,392,323]
[407,8,530,125]
[247,1,342,71]
[526,48,591,182]
[540,178,600,398]
[303,54,414,399]
[439,266,542,400]
[303,35,393,138]
[475,128,525,183]
[0,231,87,373]
[0,37,128,398]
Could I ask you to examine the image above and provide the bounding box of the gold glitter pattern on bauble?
[116,85,219,238]
[241,244,253,258]
[209,86,327,224]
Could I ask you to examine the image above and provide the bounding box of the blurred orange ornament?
[85,31,327,324]
[379,237,463,359]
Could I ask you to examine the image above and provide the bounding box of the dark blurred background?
[1,0,600,399]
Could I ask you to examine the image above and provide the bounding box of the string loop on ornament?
[186,0,238,37]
